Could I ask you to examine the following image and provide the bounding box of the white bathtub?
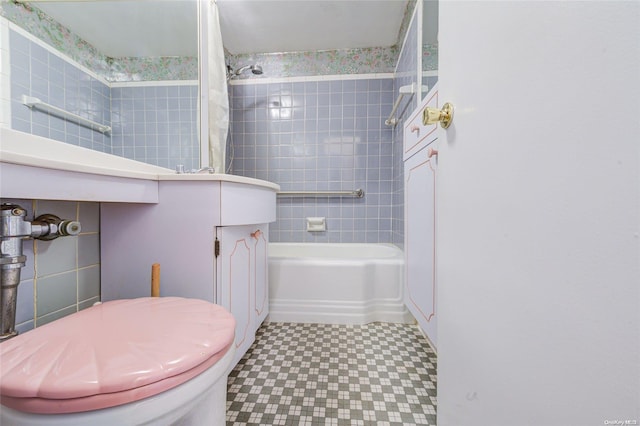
[268,243,413,324]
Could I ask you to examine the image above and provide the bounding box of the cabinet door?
[216,225,255,367]
[404,144,437,348]
[252,225,269,328]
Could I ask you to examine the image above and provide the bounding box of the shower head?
[233,64,263,78]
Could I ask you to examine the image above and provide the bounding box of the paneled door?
[252,227,269,327]
[404,142,437,348]
[216,224,269,366]
[216,225,255,367]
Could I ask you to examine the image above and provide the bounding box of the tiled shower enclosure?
[230,77,395,243]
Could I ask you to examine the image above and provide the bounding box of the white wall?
[437,2,639,425]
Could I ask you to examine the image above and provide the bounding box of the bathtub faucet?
[175,165,215,174]
[0,204,81,341]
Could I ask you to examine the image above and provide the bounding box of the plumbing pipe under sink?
[0,204,81,341]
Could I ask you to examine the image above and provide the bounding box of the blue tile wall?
[111,85,199,171]
[8,28,197,170]
[391,4,421,248]
[9,30,111,153]
[230,78,394,243]
[8,18,417,247]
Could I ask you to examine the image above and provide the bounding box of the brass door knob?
[422,102,454,129]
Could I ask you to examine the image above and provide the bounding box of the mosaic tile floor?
[227,322,437,425]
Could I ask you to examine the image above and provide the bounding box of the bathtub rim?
[268,242,403,261]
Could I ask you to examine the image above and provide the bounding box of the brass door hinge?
[214,238,220,257]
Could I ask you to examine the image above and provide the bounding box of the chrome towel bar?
[385,83,415,127]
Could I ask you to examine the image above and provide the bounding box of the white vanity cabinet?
[403,84,439,349]
[0,129,278,366]
[216,224,269,366]
[403,86,440,161]
[100,177,277,365]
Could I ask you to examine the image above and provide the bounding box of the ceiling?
[217,0,409,55]
[32,1,198,57]
[30,0,411,58]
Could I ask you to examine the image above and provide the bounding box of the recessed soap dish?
[306,217,326,232]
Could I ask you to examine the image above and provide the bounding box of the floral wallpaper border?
[0,0,197,82]
[227,46,400,80]
[109,56,197,82]
[2,0,436,81]
[423,44,438,71]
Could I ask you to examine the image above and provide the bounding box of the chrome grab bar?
[277,189,364,198]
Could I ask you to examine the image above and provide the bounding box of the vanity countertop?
[0,128,279,202]
[1,128,170,180]
[156,172,279,191]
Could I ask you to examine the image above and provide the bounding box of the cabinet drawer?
[219,181,277,225]
[403,87,439,161]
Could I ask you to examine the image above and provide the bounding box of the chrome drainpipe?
[0,204,81,341]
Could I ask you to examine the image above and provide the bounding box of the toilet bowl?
[0,297,236,426]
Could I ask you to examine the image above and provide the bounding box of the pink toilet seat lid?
[0,297,235,412]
